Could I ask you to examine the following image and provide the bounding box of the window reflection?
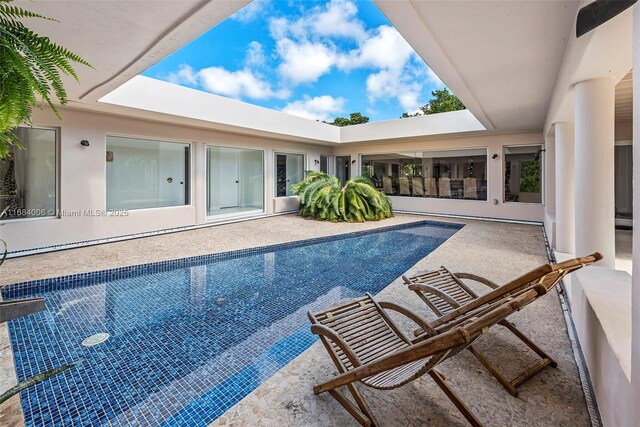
[504,145,542,203]
[361,149,488,201]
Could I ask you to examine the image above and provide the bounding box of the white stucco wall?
[572,267,634,427]
[0,108,331,253]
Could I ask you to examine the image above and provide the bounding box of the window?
[504,145,542,203]
[615,144,632,221]
[361,149,487,200]
[0,127,57,220]
[275,153,304,197]
[207,146,264,217]
[106,136,190,210]
[320,155,329,174]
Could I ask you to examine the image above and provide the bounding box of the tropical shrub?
[291,171,393,222]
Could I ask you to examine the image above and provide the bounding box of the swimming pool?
[3,220,462,426]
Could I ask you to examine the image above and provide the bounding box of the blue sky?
[142,0,446,123]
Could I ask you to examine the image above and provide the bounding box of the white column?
[574,78,615,267]
[631,1,640,416]
[544,135,556,248]
[555,122,575,253]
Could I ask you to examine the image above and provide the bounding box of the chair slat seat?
[362,358,429,389]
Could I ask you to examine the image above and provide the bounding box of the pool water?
[3,221,462,426]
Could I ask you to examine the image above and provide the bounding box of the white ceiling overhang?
[374,0,580,132]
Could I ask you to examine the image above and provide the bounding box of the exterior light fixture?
[80,140,90,147]
[491,154,499,159]
[351,160,356,164]
[314,159,320,165]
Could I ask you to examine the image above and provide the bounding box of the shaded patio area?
[0,214,592,426]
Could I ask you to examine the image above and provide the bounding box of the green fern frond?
[0,0,92,158]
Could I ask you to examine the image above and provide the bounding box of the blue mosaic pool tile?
[4,221,463,426]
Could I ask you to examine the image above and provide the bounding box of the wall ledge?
[574,266,632,380]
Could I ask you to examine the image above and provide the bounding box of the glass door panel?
[275,153,304,197]
[336,156,350,186]
[207,146,264,218]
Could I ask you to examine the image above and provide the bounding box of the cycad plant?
[0,0,91,157]
[291,171,393,222]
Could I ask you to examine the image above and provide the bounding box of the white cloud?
[366,68,423,111]
[270,0,366,42]
[166,64,198,86]
[310,0,367,41]
[338,25,415,71]
[282,95,345,121]
[276,38,337,84]
[168,64,289,100]
[268,0,368,85]
[231,0,270,23]
[245,41,266,68]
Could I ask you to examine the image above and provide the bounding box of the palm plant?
[291,171,393,222]
[0,0,91,158]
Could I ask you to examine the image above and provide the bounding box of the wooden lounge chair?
[439,177,451,197]
[411,176,424,196]
[382,177,393,195]
[402,252,602,396]
[463,177,478,199]
[399,177,411,196]
[309,285,559,426]
[424,177,437,197]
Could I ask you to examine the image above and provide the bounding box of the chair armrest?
[377,301,438,337]
[407,284,461,308]
[313,327,473,394]
[452,272,500,289]
[310,324,362,368]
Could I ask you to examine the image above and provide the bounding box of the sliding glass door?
[207,146,264,218]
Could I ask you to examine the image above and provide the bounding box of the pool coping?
[1,219,464,300]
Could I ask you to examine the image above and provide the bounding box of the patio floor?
[0,214,591,426]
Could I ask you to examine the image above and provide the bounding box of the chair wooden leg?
[468,320,558,397]
[500,320,558,367]
[324,383,379,427]
[347,383,381,427]
[468,345,518,397]
[429,369,483,427]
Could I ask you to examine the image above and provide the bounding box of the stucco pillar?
[554,122,575,253]
[544,135,556,215]
[632,2,640,417]
[574,78,615,267]
[544,135,556,248]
